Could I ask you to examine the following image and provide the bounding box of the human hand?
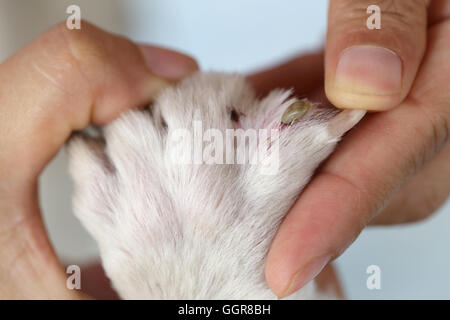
[0,20,197,299]
[249,0,450,297]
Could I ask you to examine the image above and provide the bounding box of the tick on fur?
[281,99,310,125]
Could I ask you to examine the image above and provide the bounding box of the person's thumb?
[325,0,429,110]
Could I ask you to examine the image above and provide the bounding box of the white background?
[0,0,448,299]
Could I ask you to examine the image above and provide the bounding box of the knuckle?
[330,0,427,37]
[48,20,143,86]
[28,21,113,120]
[35,20,124,95]
[333,0,426,25]
[330,0,427,55]
[34,21,121,86]
[54,20,109,67]
[27,23,87,93]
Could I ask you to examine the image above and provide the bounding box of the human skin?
[0,0,449,298]
[0,21,198,299]
[250,0,450,298]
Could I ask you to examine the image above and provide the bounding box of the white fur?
[67,72,365,299]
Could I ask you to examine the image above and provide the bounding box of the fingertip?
[266,248,331,299]
[265,234,328,298]
[264,252,287,298]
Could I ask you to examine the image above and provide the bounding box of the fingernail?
[139,45,198,80]
[279,255,331,299]
[334,45,402,96]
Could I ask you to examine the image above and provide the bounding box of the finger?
[0,21,197,192]
[325,0,428,110]
[371,15,450,224]
[267,19,450,298]
[371,142,450,225]
[247,52,324,97]
[0,21,197,298]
